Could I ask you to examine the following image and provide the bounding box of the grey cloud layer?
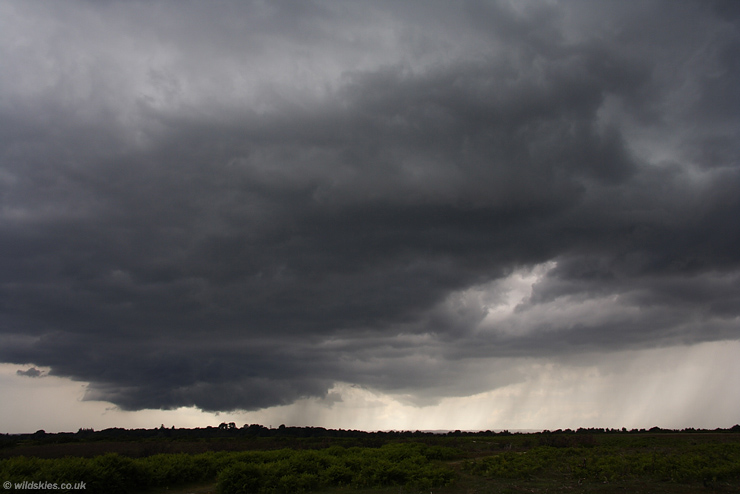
[1,0,739,411]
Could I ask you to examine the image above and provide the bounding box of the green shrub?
[0,442,457,494]
[463,442,740,485]
[217,462,264,494]
[214,444,456,493]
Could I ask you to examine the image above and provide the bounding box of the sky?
[0,0,739,434]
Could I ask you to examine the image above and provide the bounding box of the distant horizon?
[8,424,740,436]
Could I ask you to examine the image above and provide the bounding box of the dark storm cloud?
[0,0,738,411]
[16,367,43,378]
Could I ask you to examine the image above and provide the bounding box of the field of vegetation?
[1,443,456,493]
[2,426,740,493]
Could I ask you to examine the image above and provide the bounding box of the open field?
[2,428,739,493]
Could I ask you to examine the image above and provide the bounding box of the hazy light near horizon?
[4,340,738,434]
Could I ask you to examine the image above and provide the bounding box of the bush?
[215,444,456,493]
[463,443,740,485]
[0,443,457,494]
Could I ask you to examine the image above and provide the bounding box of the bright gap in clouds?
[4,339,739,433]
